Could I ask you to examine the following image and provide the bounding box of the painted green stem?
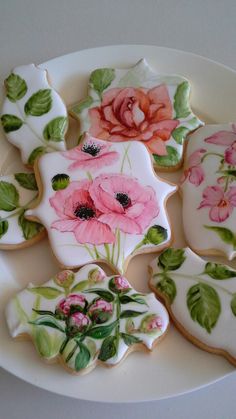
[201,152,224,163]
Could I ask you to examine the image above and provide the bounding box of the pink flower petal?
[146,138,167,155]
[99,213,142,234]
[189,166,205,186]
[226,187,236,207]
[51,219,80,232]
[188,149,206,167]
[74,219,115,244]
[147,85,173,120]
[205,131,236,146]
[198,186,224,208]
[209,204,232,222]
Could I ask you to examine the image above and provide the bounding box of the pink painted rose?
[53,270,75,288]
[140,314,163,333]
[89,86,179,156]
[198,185,236,222]
[88,267,105,284]
[89,174,159,234]
[205,126,236,166]
[181,148,206,186]
[50,180,115,245]
[56,294,87,318]
[63,134,119,171]
[88,299,113,323]
[114,276,130,290]
[68,312,91,334]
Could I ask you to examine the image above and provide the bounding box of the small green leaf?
[158,248,186,271]
[18,211,44,240]
[90,68,115,97]
[204,225,234,245]
[119,294,146,305]
[34,327,53,358]
[121,333,141,346]
[84,289,114,302]
[0,220,8,239]
[74,342,91,371]
[86,320,118,339]
[43,116,68,142]
[1,114,23,133]
[28,146,46,165]
[98,335,117,361]
[120,310,146,319]
[0,181,19,211]
[28,286,63,299]
[51,174,70,191]
[153,146,180,167]
[32,309,55,316]
[29,315,65,333]
[14,173,38,190]
[230,295,236,316]
[187,283,221,333]
[156,275,176,304]
[71,96,93,114]
[204,262,236,279]
[144,225,168,245]
[5,73,27,102]
[24,89,52,116]
[172,126,189,144]
[71,280,89,292]
[174,81,191,118]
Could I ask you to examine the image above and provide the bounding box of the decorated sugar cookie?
[0,172,44,248]
[6,264,169,375]
[149,247,236,366]
[70,59,203,171]
[25,134,177,272]
[1,64,68,166]
[181,124,236,260]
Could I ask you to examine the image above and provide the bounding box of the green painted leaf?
[230,295,236,316]
[71,96,93,114]
[18,211,44,240]
[120,310,146,319]
[28,286,63,299]
[119,294,146,305]
[74,342,91,371]
[28,146,46,165]
[174,81,191,118]
[0,181,19,211]
[218,170,236,179]
[1,114,23,133]
[204,225,235,246]
[71,280,89,292]
[121,333,141,346]
[29,315,65,333]
[153,146,180,167]
[14,173,38,190]
[86,320,118,339]
[32,309,55,316]
[172,126,189,144]
[204,262,236,279]
[125,318,135,333]
[51,174,70,191]
[187,283,221,333]
[156,275,176,304]
[84,289,114,302]
[90,68,115,97]
[34,327,53,358]
[43,116,68,142]
[98,335,117,361]
[24,89,52,116]
[145,225,168,245]
[158,248,186,271]
[5,73,27,102]
[0,220,8,239]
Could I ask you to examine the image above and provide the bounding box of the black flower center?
[116,192,131,208]
[74,205,95,220]
[82,143,101,157]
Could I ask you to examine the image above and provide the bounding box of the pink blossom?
[198,185,236,222]
[63,134,119,171]
[88,267,105,284]
[56,294,86,316]
[50,180,115,245]
[68,312,91,333]
[89,173,159,234]
[88,299,113,324]
[205,127,236,166]
[88,86,179,156]
[181,148,206,186]
[88,299,113,313]
[53,270,75,288]
[114,276,130,290]
[140,314,163,333]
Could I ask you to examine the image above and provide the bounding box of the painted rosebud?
[144,225,167,245]
[67,312,91,335]
[55,294,87,319]
[109,276,131,293]
[88,267,105,284]
[88,299,113,324]
[53,270,75,288]
[140,314,163,333]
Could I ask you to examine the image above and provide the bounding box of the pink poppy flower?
[88,86,179,156]
[50,180,115,244]
[56,294,87,317]
[205,126,236,166]
[198,185,236,222]
[182,148,206,186]
[63,134,119,171]
[89,174,159,234]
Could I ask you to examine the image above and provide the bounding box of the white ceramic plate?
[0,45,236,403]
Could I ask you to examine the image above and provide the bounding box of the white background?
[1,0,236,418]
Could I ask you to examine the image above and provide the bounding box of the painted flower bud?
[55,294,87,319]
[51,173,70,191]
[68,312,91,335]
[145,225,167,245]
[88,299,113,324]
[109,275,131,293]
[140,314,163,333]
[88,268,105,284]
[53,270,75,288]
